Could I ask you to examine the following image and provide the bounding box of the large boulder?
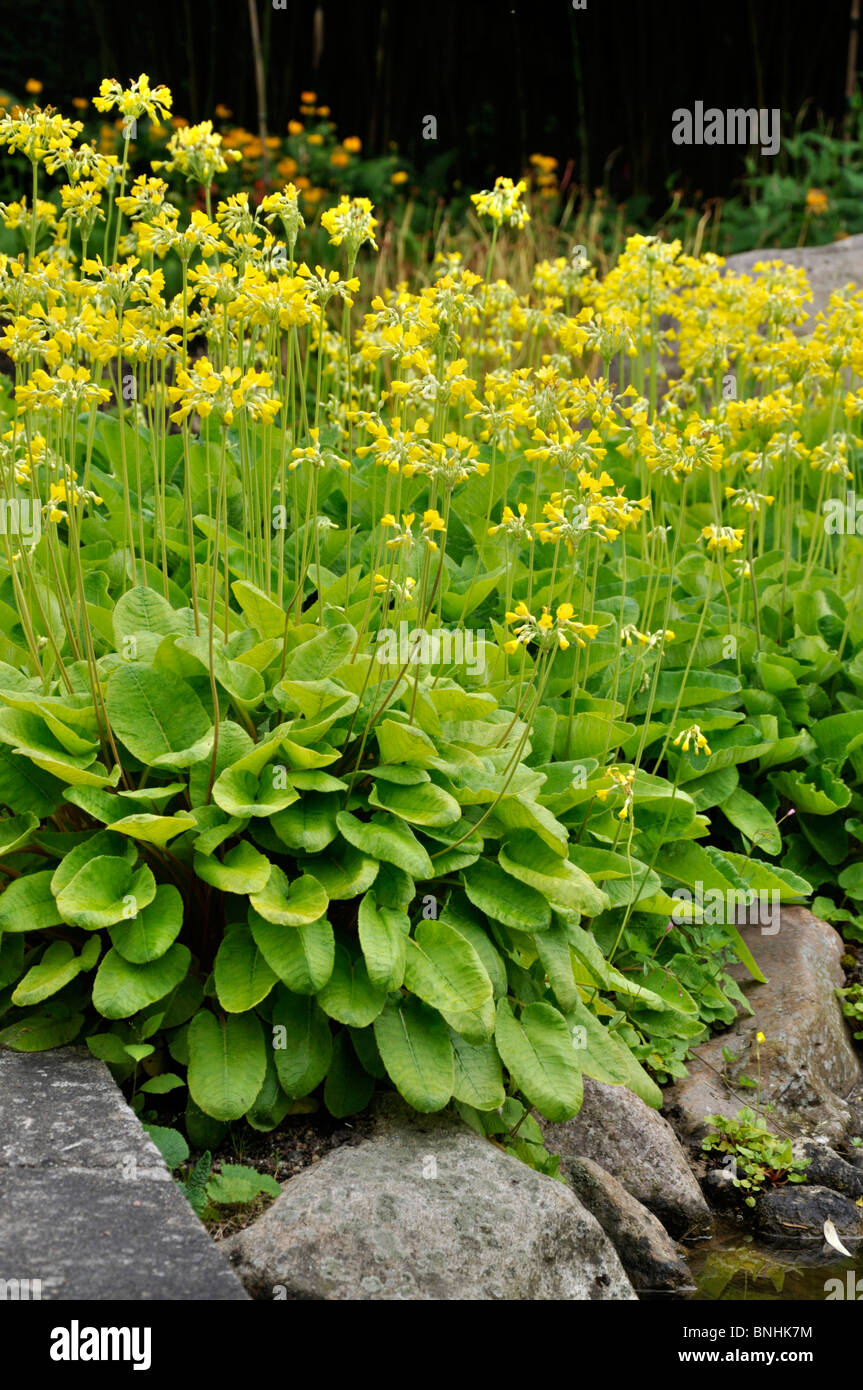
[753,1184,863,1248]
[541,1078,711,1238]
[663,908,862,1147]
[564,1156,694,1297]
[223,1098,636,1301]
[724,234,863,324]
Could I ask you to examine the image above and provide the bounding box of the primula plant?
[702,1108,810,1207]
[1,73,863,1149]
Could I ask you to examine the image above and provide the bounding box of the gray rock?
[724,234,863,326]
[792,1140,863,1200]
[223,1098,637,1300]
[0,1169,247,1300]
[0,1047,248,1300]
[0,1047,166,1177]
[564,1155,694,1297]
[753,1184,863,1248]
[663,909,861,1146]
[541,1078,712,1239]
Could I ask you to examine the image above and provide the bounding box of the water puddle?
[687,1220,858,1300]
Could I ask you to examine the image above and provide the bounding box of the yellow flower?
[391,170,409,185]
[25,80,42,95]
[343,136,362,153]
[805,187,828,216]
[755,1031,766,1044]
[288,120,304,136]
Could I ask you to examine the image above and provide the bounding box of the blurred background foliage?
[0,0,861,258]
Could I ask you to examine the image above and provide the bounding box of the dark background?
[0,0,856,204]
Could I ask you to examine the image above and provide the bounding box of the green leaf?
[92,944,191,1019]
[462,859,551,930]
[206,1163,281,1205]
[0,869,64,932]
[231,580,286,640]
[358,890,408,991]
[494,999,583,1122]
[721,787,782,856]
[214,924,277,1012]
[0,1011,84,1050]
[106,664,212,768]
[271,988,332,1097]
[248,908,335,994]
[367,778,461,827]
[316,945,387,1027]
[109,884,183,964]
[499,831,609,914]
[271,792,339,853]
[193,840,271,894]
[248,865,328,926]
[323,1030,375,1118]
[142,1123,189,1169]
[336,811,434,879]
[56,859,157,931]
[11,941,81,1006]
[106,812,197,846]
[0,811,37,855]
[187,1010,267,1121]
[565,996,662,1108]
[404,920,493,1015]
[373,996,454,1112]
[450,1032,506,1110]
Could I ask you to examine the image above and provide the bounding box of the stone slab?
[0,1047,248,1301]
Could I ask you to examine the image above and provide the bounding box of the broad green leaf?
[722,787,781,856]
[93,944,191,1019]
[106,812,197,846]
[336,810,434,878]
[11,941,81,1006]
[106,665,213,768]
[248,907,335,994]
[499,831,609,915]
[108,884,184,963]
[450,1032,506,1110]
[494,999,583,1123]
[214,924,277,1012]
[0,869,64,932]
[373,996,453,1112]
[193,840,271,894]
[404,919,493,1015]
[316,945,387,1027]
[271,988,332,1097]
[248,865,328,926]
[271,792,339,853]
[358,890,408,991]
[56,860,156,931]
[323,1031,375,1118]
[187,1009,267,1121]
[0,1011,84,1051]
[367,778,461,827]
[462,859,551,930]
[142,1123,189,1169]
[564,997,662,1108]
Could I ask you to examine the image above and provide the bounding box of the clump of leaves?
[178,1150,281,1222]
[836,984,863,1040]
[702,1108,809,1207]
